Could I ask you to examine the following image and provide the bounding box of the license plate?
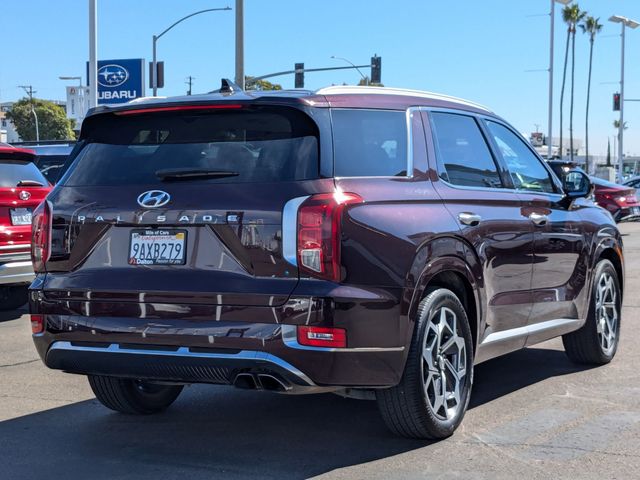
[10,208,32,226]
[129,229,187,265]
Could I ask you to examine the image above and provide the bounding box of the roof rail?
[315,85,491,112]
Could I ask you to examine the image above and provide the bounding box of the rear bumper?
[30,285,410,389]
[0,260,34,285]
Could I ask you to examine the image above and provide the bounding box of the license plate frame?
[128,229,187,266]
[10,208,32,226]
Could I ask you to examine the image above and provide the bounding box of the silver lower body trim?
[47,341,316,386]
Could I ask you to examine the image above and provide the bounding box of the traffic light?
[371,55,382,84]
[149,61,165,89]
[614,92,621,111]
[295,63,304,88]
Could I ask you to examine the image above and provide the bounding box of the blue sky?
[1,0,639,156]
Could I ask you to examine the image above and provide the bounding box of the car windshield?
[63,107,320,186]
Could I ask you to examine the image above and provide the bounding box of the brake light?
[297,326,347,348]
[31,201,51,273]
[297,192,363,282]
[31,314,44,334]
[115,104,243,115]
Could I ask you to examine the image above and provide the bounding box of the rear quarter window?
[332,109,408,177]
[64,106,320,186]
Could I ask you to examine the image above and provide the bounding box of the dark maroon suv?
[30,84,624,439]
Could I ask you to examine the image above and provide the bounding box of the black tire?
[88,375,184,414]
[563,259,621,365]
[376,287,474,439]
[0,285,28,311]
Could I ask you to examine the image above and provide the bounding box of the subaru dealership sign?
[88,58,145,105]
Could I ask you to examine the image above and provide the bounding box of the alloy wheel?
[595,272,619,356]
[421,306,467,420]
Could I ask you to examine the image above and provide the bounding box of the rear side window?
[430,112,502,188]
[64,106,319,186]
[0,161,48,187]
[332,109,407,177]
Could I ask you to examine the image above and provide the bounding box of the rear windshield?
[64,106,319,186]
[0,161,48,187]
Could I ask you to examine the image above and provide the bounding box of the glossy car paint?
[30,88,624,389]
[0,146,51,285]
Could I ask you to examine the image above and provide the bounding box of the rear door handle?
[458,212,481,226]
[529,212,549,226]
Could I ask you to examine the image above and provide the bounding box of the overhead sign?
[87,58,145,105]
[65,86,91,123]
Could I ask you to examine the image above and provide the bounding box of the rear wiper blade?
[16,180,44,187]
[155,168,240,181]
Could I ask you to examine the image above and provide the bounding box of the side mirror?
[563,170,592,199]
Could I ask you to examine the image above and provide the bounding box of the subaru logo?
[98,64,129,88]
[137,190,171,208]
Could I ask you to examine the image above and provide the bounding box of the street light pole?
[152,7,232,96]
[88,0,98,108]
[235,0,244,89]
[548,0,572,160]
[609,15,639,181]
[330,56,368,84]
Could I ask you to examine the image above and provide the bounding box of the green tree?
[569,5,586,161]
[580,16,603,173]
[357,76,384,87]
[244,76,283,91]
[559,4,585,159]
[6,98,74,141]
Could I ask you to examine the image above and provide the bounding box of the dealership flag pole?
[89,0,98,108]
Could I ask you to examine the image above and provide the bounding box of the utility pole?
[18,85,39,142]
[186,76,195,95]
[235,0,244,89]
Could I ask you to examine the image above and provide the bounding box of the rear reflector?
[31,314,44,334]
[115,104,243,115]
[297,326,347,348]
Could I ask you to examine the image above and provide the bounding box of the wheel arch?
[593,235,624,301]
[404,236,484,356]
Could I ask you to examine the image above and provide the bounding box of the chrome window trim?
[0,244,31,251]
[282,195,310,267]
[48,341,316,386]
[281,324,405,352]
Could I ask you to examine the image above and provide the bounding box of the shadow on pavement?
[0,345,594,479]
[0,305,27,322]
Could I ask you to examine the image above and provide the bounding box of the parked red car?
[548,161,640,222]
[0,145,51,310]
[590,176,640,221]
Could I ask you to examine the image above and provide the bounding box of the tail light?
[297,192,363,282]
[31,201,51,273]
[31,314,45,334]
[297,326,347,348]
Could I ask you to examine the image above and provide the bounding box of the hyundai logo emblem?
[19,191,31,201]
[98,64,129,88]
[137,190,171,208]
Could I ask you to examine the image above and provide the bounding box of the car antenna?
[219,78,243,95]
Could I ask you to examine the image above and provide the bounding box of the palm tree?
[580,16,602,173]
[569,5,586,162]
[559,4,585,159]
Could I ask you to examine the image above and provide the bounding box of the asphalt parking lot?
[1,224,639,480]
